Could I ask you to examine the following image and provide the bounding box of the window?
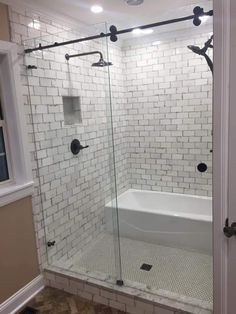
[0,95,10,183]
[0,41,33,206]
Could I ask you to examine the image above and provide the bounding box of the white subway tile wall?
[123,38,212,196]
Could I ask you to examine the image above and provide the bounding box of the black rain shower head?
[92,58,112,67]
[65,50,112,67]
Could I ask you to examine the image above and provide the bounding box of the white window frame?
[0,40,33,207]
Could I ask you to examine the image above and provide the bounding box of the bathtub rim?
[105,189,212,223]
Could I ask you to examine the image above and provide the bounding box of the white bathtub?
[105,189,212,254]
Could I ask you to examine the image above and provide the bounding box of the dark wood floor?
[18,287,126,314]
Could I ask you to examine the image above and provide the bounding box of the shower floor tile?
[67,233,212,304]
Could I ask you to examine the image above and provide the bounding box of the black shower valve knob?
[71,139,89,155]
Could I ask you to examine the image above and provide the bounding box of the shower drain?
[140,263,153,271]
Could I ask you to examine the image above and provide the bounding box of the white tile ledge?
[0,181,34,207]
[44,265,213,314]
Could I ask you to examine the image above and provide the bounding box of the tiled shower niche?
[63,96,82,125]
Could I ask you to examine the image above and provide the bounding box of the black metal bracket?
[26,65,38,69]
[24,6,213,54]
[47,241,56,247]
[116,279,124,286]
[109,25,118,42]
[193,6,213,26]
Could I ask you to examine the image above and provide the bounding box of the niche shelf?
[62,96,82,125]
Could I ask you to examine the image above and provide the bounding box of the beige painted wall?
[0,3,10,41]
[0,197,40,303]
[0,3,39,304]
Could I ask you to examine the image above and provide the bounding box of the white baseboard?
[0,274,44,314]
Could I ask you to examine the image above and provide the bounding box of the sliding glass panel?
[23,22,122,284]
[114,1,213,310]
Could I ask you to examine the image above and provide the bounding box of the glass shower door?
[23,22,123,285]
[112,6,213,309]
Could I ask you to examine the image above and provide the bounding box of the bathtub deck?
[59,233,212,305]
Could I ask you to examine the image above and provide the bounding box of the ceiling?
[16,0,212,30]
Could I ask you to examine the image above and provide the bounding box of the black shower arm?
[65,51,103,61]
[201,36,213,73]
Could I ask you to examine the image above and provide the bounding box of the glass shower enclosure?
[23,3,213,309]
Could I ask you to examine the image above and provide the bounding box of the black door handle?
[223,218,236,238]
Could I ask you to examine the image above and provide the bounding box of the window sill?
[0,181,34,207]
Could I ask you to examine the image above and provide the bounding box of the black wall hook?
[71,139,89,155]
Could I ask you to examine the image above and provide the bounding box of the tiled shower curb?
[44,266,212,314]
